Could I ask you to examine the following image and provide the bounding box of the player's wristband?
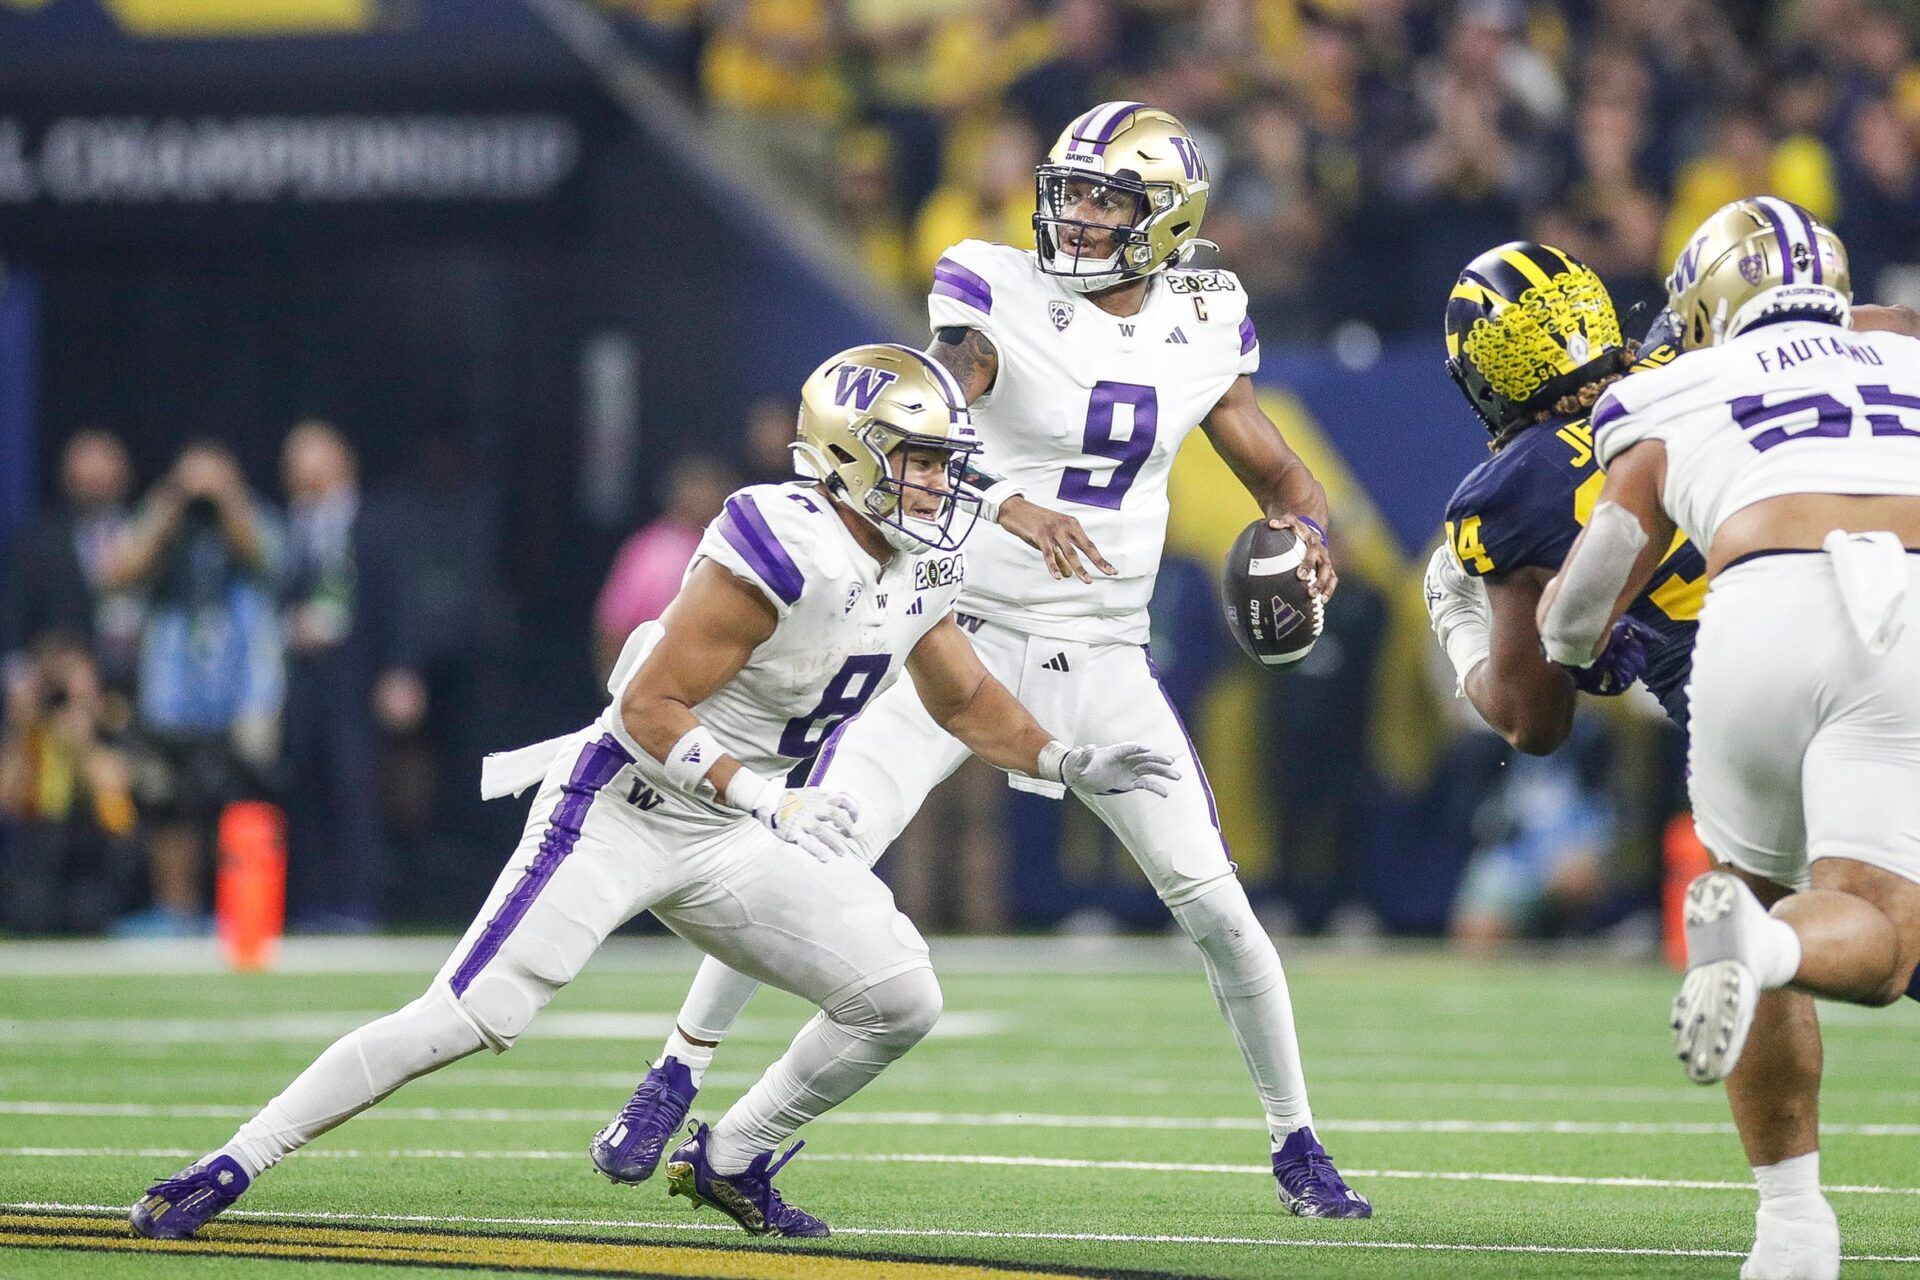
[1034,740,1071,785]
[975,478,1025,525]
[1442,617,1492,694]
[661,725,726,797]
[1294,515,1326,542]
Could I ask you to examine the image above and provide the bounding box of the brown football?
[1220,521,1323,667]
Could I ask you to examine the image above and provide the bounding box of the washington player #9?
[1222,520,1324,666]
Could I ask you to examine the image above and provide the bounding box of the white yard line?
[0,1012,1001,1043]
[9,1200,1920,1264]
[5,1099,1920,1136]
[7,1146,1920,1198]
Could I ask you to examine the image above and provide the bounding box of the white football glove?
[749,786,862,862]
[1041,741,1181,797]
[1423,542,1492,692]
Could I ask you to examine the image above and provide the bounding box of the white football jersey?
[930,239,1257,644]
[1594,320,1920,550]
[598,482,966,827]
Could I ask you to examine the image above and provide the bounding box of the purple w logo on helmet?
[1169,136,1202,182]
[833,365,899,412]
[1671,235,1708,291]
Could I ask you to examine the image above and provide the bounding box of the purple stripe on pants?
[721,495,804,604]
[1239,315,1258,355]
[450,735,633,997]
[1142,647,1224,838]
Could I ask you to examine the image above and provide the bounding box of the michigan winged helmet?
[1034,102,1212,292]
[1445,242,1628,437]
[793,343,985,552]
[1665,196,1851,351]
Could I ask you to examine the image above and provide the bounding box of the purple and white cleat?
[129,1153,250,1239]
[589,1056,699,1184]
[1272,1126,1372,1218]
[663,1121,828,1237]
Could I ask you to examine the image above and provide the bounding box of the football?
[1221,520,1324,667]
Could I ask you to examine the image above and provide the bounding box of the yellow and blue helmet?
[1444,242,1626,436]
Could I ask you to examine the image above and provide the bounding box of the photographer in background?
[0,634,138,934]
[103,442,284,936]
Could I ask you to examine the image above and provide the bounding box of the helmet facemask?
[1035,167,1156,292]
[798,419,984,554]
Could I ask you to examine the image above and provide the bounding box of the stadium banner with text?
[0,108,600,245]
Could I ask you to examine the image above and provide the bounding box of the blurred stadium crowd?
[606,0,1920,338]
[6,0,1918,947]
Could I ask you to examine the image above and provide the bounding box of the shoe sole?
[588,1141,658,1186]
[1673,873,1762,1085]
[1278,1191,1373,1220]
[1672,959,1759,1084]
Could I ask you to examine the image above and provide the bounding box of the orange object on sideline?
[217,801,287,971]
[1662,813,1713,970]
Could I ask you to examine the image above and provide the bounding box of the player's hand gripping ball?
[1221,520,1324,667]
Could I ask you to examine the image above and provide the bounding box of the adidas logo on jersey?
[906,597,923,616]
[1041,652,1071,673]
[1165,327,1188,344]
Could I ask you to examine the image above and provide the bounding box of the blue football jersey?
[1443,348,1704,727]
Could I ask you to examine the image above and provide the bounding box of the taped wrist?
[722,766,779,817]
[961,461,1024,524]
[976,478,1025,525]
[660,726,726,798]
[1034,740,1071,785]
[1442,615,1491,693]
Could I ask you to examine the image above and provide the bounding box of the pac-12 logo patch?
[1049,300,1074,331]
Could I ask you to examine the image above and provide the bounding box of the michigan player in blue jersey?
[1423,241,1703,751]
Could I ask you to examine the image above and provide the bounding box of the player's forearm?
[1259,461,1328,530]
[618,692,744,802]
[930,673,1057,775]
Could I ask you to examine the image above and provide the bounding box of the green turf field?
[0,937,1915,1279]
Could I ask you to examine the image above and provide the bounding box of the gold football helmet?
[1034,102,1212,293]
[1665,196,1851,350]
[794,343,984,552]
[1445,241,1627,436]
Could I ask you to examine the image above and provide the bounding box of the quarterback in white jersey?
[1541,198,1920,1280]
[129,345,1176,1243]
[614,103,1371,1220]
